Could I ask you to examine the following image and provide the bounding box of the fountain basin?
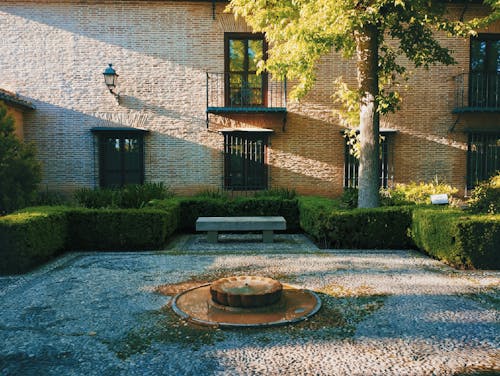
[210,276,282,308]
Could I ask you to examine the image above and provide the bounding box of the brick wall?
[0,1,497,197]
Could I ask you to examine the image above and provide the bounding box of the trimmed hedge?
[299,197,414,249]
[0,207,69,274]
[171,196,300,232]
[412,208,500,269]
[68,207,179,251]
[0,201,180,274]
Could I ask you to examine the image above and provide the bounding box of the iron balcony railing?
[206,72,287,112]
[454,72,500,112]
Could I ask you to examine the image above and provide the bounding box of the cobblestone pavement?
[0,234,499,375]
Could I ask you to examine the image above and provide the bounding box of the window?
[469,34,500,108]
[223,132,269,190]
[225,33,267,107]
[92,129,146,188]
[467,132,500,189]
[344,134,393,189]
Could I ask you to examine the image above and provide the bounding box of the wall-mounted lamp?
[103,63,120,103]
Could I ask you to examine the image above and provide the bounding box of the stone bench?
[195,216,287,243]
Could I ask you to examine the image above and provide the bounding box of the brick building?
[0,1,498,197]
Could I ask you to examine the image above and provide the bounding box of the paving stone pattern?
[0,235,498,375]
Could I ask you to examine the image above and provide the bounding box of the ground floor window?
[344,134,393,189]
[467,132,500,188]
[91,128,147,188]
[223,131,269,190]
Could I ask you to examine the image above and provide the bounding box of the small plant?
[194,188,229,200]
[468,172,500,214]
[340,187,358,208]
[74,183,174,209]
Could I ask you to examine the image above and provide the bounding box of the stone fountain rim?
[171,282,322,328]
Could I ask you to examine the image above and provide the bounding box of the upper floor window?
[225,33,267,107]
[469,34,500,108]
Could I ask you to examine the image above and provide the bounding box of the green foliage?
[298,196,341,245]
[0,207,69,274]
[253,188,297,200]
[468,173,500,214]
[160,196,300,232]
[74,183,174,209]
[0,102,41,214]
[324,207,415,249]
[340,188,359,209]
[411,208,500,269]
[380,179,458,205]
[298,196,412,248]
[67,207,178,250]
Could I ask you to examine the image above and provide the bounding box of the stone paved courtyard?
[0,234,499,375]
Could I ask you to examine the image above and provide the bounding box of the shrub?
[165,196,300,231]
[67,207,178,250]
[0,207,69,274]
[340,188,358,208]
[74,183,174,209]
[468,173,500,214]
[411,208,499,269]
[298,196,340,245]
[0,102,41,214]
[324,206,415,249]
[381,179,458,206]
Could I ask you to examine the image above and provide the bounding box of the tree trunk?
[355,25,380,208]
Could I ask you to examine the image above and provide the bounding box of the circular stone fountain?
[171,276,321,328]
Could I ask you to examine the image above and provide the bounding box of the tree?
[0,102,41,214]
[228,0,499,208]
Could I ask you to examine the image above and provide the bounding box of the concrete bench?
[195,216,287,243]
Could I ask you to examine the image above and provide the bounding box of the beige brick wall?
[0,1,497,197]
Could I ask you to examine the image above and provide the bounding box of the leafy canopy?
[228,0,499,117]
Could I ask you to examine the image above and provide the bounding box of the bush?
[298,196,413,249]
[298,196,341,245]
[0,207,69,274]
[412,208,499,269]
[0,102,41,214]
[468,173,500,214]
[74,183,174,209]
[161,196,300,232]
[381,179,458,206]
[323,206,415,249]
[67,207,178,250]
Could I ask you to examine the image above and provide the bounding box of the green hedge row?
[0,202,180,274]
[0,207,69,274]
[166,196,300,232]
[411,208,500,269]
[298,197,414,249]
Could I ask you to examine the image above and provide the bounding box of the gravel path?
[0,234,498,375]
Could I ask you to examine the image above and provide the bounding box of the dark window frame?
[224,32,268,107]
[467,131,500,189]
[92,129,146,188]
[469,33,500,108]
[223,131,269,191]
[344,134,393,189]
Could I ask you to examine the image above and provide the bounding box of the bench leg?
[207,231,218,243]
[262,230,274,243]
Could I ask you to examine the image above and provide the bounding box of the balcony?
[206,72,287,114]
[453,72,500,113]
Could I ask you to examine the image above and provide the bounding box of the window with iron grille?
[95,132,145,188]
[344,135,392,189]
[467,132,500,189]
[469,34,500,108]
[223,132,268,190]
[225,33,267,107]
